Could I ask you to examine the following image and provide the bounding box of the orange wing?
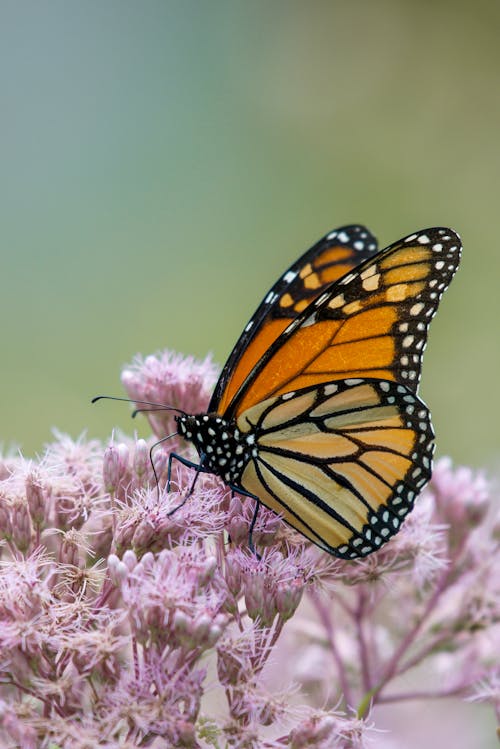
[224,228,461,420]
[210,225,378,414]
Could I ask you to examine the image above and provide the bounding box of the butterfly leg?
[228,483,262,559]
[166,451,208,492]
[248,498,262,559]
[166,451,209,516]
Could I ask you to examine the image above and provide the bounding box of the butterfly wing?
[225,228,461,419]
[210,224,379,414]
[236,378,434,558]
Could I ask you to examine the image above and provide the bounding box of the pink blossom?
[121,350,219,439]
[430,456,491,552]
[0,350,497,748]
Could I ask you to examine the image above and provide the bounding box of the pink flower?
[0,350,497,748]
[430,456,491,552]
[121,350,219,439]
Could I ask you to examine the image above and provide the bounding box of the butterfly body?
[176,412,253,485]
[173,225,461,559]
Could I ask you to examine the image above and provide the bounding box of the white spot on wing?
[339,272,356,286]
[315,293,329,307]
[302,313,317,327]
[410,302,424,316]
[265,291,278,304]
[324,383,339,395]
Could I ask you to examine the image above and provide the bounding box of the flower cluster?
[0,350,498,748]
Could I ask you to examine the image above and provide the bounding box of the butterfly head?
[175,412,253,484]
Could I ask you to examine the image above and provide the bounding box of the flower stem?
[310,589,353,708]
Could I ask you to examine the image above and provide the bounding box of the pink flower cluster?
[0,350,498,748]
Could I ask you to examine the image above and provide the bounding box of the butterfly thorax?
[175,413,253,484]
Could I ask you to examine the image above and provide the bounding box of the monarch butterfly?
[169,224,461,559]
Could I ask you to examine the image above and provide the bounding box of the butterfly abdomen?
[176,413,253,484]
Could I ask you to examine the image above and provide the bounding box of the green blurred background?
[1,0,499,471]
[1,2,498,743]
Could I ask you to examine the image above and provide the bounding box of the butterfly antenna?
[92,395,187,417]
[131,406,175,418]
[149,431,178,501]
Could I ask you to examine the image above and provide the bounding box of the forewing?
[210,225,378,414]
[237,379,434,559]
[228,228,461,418]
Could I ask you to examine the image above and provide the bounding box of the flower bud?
[0,499,13,540]
[103,444,124,494]
[25,471,46,527]
[152,449,168,480]
[115,561,129,584]
[226,497,248,545]
[207,623,223,648]
[108,554,129,585]
[145,604,164,631]
[59,532,80,567]
[192,612,211,644]
[244,569,265,621]
[122,549,138,571]
[244,568,277,626]
[253,514,282,547]
[133,439,149,482]
[133,561,144,577]
[141,551,155,569]
[114,518,137,551]
[172,610,190,638]
[228,496,243,517]
[132,517,156,549]
[224,551,242,597]
[228,516,248,546]
[11,499,32,553]
[275,576,304,621]
[198,555,217,586]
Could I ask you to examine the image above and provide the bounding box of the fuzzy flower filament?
[0,349,497,749]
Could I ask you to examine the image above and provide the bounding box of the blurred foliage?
[1,0,498,475]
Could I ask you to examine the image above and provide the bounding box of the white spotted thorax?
[175,413,253,484]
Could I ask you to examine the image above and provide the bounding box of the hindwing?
[236,378,434,558]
